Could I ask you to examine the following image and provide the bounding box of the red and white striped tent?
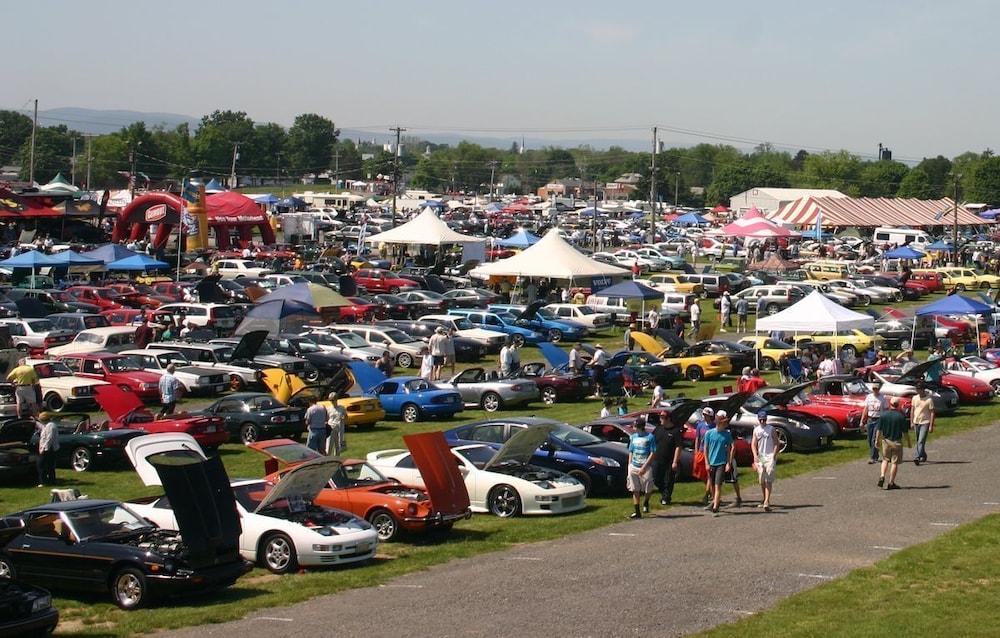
[768,196,988,227]
[714,207,798,237]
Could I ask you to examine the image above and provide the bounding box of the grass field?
[696,513,1000,638]
[2,295,994,636]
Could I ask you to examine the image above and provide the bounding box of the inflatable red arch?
[112,191,276,250]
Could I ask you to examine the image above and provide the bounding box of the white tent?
[364,207,484,247]
[755,290,874,332]
[470,228,629,281]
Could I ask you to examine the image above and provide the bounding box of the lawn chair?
[621,366,642,398]
[787,356,806,382]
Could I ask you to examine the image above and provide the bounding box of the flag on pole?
[181,178,199,205]
[814,210,823,239]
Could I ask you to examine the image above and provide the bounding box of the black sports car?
[0,558,58,636]
[0,420,34,484]
[28,414,145,472]
[267,335,357,381]
[686,340,756,372]
[195,392,306,445]
[1,453,251,609]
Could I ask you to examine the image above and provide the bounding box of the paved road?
[164,424,1000,638]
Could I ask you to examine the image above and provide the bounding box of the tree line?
[3,108,1000,207]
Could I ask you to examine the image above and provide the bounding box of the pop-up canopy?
[755,290,874,332]
[470,228,629,281]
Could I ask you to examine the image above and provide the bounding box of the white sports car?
[945,356,1000,393]
[367,425,586,518]
[125,433,378,574]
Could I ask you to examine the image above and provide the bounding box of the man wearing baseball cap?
[752,408,780,511]
[693,406,715,503]
[704,410,736,515]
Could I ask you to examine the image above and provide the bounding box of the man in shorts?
[7,358,39,418]
[428,327,449,381]
[751,409,780,511]
[703,410,735,515]
[876,397,911,490]
[626,418,656,519]
[693,407,715,503]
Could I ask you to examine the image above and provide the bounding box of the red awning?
[0,188,63,218]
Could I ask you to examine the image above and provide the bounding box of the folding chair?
[787,356,806,382]
[621,367,641,398]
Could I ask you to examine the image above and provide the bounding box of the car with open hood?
[488,302,588,342]
[126,433,378,575]
[147,331,268,391]
[2,449,251,609]
[94,385,229,450]
[435,367,539,412]
[700,391,836,452]
[809,374,917,413]
[193,392,305,445]
[630,331,732,381]
[515,342,593,404]
[369,426,586,518]
[0,528,59,636]
[24,358,109,413]
[444,417,628,496]
[118,348,228,395]
[863,360,988,407]
[55,353,163,402]
[252,434,471,541]
[259,362,386,431]
[753,382,863,436]
[944,356,1000,395]
[212,334,318,381]
[29,413,145,472]
[267,334,366,380]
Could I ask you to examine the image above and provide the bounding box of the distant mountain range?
[34,107,652,151]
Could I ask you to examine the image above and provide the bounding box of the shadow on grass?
[404,526,498,546]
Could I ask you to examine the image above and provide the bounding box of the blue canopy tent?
[673,212,709,226]
[798,228,834,240]
[926,239,954,252]
[884,245,925,260]
[107,254,170,271]
[495,228,541,249]
[81,244,138,264]
[204,179,225,193]
[278,196,308,211]
[576,207,608,217]
[590,280,664,325]
[914,294,994,354]
[46,251,105,267]
[234,299,319,336]
[248,193,279,205]
[0,250,59,287]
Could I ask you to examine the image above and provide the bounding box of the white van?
[873,227,932,248]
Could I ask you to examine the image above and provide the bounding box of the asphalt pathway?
[162,423,1000,638]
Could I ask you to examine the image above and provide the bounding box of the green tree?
[0,110,33,165]
[896,167,937,199]
[285,113,338,176]
[245,123,287,181]
[332,139,363,183]
[914,155,952,197]
[85,134,129,188]
[796,150,863,195]
[17,125,77,183]
[859,160,909,197]
[967,156,1000,206]
[192,110,256,179]
[542,148,578,180]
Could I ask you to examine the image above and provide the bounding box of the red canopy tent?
[0,188,63,218]
[112,191,276,250]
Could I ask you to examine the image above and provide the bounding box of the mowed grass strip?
[695,513,1000,638]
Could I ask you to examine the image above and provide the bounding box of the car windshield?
[965,356,995,369]
[94,289,119,300]
[330,332,370,348]
[449,318,473,330]
[455,445,495,469]
[574,306,596,315]
[156,351,191,366]
[83,316,109,328]
[66,503,152,541]
[549,423,603,446]
[290,338,320,353]
[76,333,103,344]
[112,355,147,371]
[844,379,870,394]
[382,329,417,344]
[536,308,558,319]
[404,379,432,392]
[26,319,54,332]
[331,462,388,487]
[33,361,73,376]
[214,346,236,362]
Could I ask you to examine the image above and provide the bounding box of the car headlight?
[314,526,338,537]
[589,456,620,468]
[71,387,90,396]
[271,415,287,423]
[31,594,52,612]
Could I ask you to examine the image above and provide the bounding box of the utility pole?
[953,173,961,266]
[28,99,38,184]
[674,170,680,208]
[70,137,77,185]
[85,135,93,190]
[591,170,599,252]
[648,126,658,243]
[334,149,340,188]
[275,151,282,186]
[128,142,142,198]
[229,142,240,189]
[390,126,406,227]
[488,160,499,201]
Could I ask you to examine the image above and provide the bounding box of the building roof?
[738,187,848,200]
[768,196,989,227]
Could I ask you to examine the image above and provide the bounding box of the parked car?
[370,426,586,518]
[374,320,487,362]
[211,335,317,380]
[45,312,110,333]
[300,328,383,362]
[542,303,612,329]
[154,303,238,332]
[28,412,145,472]
[753,383,863,436]
[213,259,272,279]
[0,318,74,353]
[396,290,451,313]
[441,288,498,308]
[118,349,228,395]
[92,384,229,449]
[488,302,588,342]
[369,294,423,319]
[24,358,108,413]
[147,333,267,391]
[63,286,126,310]
[56,353,163,402]
[435,367,538,412]
[331,325,426,368]
[0,552,59,635]
[0,419,39,483]
[701,393,836,452]
[194,393,305,445]
[944,356,1000,394]
[417,314,508,351]
[369,376,464,423]
[447,309,545,347]
[45,326,137,357]
[352,268,420,294]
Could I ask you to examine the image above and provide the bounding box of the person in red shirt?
[744,369,767,394]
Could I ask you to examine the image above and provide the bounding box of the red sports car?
[756,382,863,435]
[863,361,993,405]
[64,286,126,310]
[56,353,163,402]
[252,435,471,542]
[516,361,592,404]
[808,375,913,413]
[338,297,382,322]
[100,308,144,326]
[93,384,229,449]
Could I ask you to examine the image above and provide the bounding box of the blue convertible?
[487,301,588,343]
[348,362,464,423]
[447,309,546,346]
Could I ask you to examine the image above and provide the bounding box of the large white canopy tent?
[470,228,629,282]
[363,207,485,262]
[755,290,874,332]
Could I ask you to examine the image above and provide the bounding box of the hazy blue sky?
[7,1,999,159]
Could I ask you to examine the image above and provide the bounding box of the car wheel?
[303,369,320,383]
[567,469,593,496]
[43,392,65,413]
[956,284,966,292]
[111,567,148,610]
[760,357,776,371]
[71,446,92,472]
[481,391,502,412]
[547,329,563,342]
[15,343,28,353]
[893,291,904,301]
[511,334,526,347]
[240,423,260,445]
[765,303,780,315]
[389,286,400,294]
[775,427,791,452]
[636,372,654,389]
[367,509,400,542]
[841,345,856,358]
[487,484,522,518]
[261,533,298,574]
[397,352,414,368]
[0,555,14,580]
[991,380,1000,396]
[686,365,704,381]
[541,386,558,404]
[401,403,420,423]
[230,375,245,392]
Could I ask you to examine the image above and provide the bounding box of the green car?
[193,392,306,445]
[30,413,145,472]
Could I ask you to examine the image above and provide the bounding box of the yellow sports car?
[791,330,884,357]
[736,335,800,371]
[259,368,386,429]
[936,267,1000,290]
[630,332,732,380]
[643,273,704,294]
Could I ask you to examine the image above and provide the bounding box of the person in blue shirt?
[627,419,657,519]
[693,407,716,504]
[703,410,736,516]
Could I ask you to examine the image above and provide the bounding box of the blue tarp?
[279,196,308,210]
[495,228,541,249]
[884,246,925,259]
[915,295,993,316]
[204,179,225,192]
[673,212,709,226]
[593,280,663,300]
[248,193,279,205]
[0,250,59,268]
[926,240,954,251]
[46,250,104,266]
[107,254,170,271]
[81,244,139,265]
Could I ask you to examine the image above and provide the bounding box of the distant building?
[729,187,847,215]
[604,172,642,201]
[537,178,583,200]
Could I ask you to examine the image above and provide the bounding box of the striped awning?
[768,196,989,227]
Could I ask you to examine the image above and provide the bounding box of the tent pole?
[910,314,916,353]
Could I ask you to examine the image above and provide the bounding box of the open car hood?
[485,423,555,470]
[668,400,703,428]
[402,432,470,514]
[893,360,936,384]
[95,384,146,422]
[760,381,815,407]
[256,456,342,512]
[517,300,546,321]
[249,439,324,474]
[538,342,570,369]
[630,332,666,358]
[713,391,752,417]
[231,329,269,361]
[0,418,35,445]
[348,360,387,394]
[124,433,242,560]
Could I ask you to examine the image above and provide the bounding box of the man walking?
[158,363,182,417]
[499,339,514,377]
[305,396,330,454]
[589,343,608,396]
[649,413,682,506]
[689,300,702,338]
[751,409,780,511]
[36,413,59,487]
[862,383,885,464]
[693,406,714,503]
[428,327,449,381]
[719,291,732,332]
[910,382,935,465]
[876,397,911,490]
[736,295,749,332]
[704,410,736,515]
[7,358,40,418]
[326,391,347,456]
[626,417,656,519]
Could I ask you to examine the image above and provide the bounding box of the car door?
[80,358,105,382]
[451,368,483,404]
[374,381,401,414]
[9,512,97,588]
[212,397,249,434]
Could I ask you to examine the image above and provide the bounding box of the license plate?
[206,426,217,433]
[362,404,372,411]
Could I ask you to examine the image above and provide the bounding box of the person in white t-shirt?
[751,410,780,511]
[650,383,664,407]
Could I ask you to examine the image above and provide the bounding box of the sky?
[7,0,1000,161]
